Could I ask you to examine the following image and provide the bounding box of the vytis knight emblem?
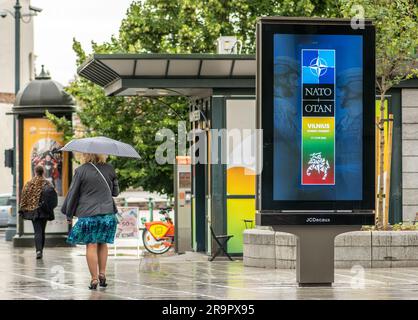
[306,152,330,180]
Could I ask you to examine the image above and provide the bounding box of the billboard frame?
[256,17,376,225]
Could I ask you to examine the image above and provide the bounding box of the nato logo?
[302,49,335,84]
[309,57,328,77]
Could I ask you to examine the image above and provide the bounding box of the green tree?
[118,0,335,54]
[339,0,418,228]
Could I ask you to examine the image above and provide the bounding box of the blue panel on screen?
[302,66,318,84]
[273,34,363,201]
[302,50,317,67]
[319,67,334,84]
[318,50,335,67]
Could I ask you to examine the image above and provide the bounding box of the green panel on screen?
[227,198,255,253]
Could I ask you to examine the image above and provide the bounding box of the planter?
[243,229,418,269]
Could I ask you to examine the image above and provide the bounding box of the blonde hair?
[76,153,108,164]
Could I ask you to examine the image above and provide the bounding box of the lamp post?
[1,0,41,241]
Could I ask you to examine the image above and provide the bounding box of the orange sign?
[176,156,191,165]
[23,118,69,196]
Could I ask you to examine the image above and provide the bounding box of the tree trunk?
[377,94,386,229]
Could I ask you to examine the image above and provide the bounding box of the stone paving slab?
[3,231,418,299]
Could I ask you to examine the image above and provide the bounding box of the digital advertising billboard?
[256,18,375,225]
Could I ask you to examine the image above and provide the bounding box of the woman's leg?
[86,244,99,280]
[41,219,47,250]
[97,243,108,275]
[32,219,42,252]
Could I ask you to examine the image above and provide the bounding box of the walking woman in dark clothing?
[61,153,119,290]
[19,165,58,259]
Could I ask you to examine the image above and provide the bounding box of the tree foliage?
[338,0,418,94]
[118,0,324,54]
[339,0,418,228]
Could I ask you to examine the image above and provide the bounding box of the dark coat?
[61,163,119,220]
[20,184,58,221]
[38,184,58,220]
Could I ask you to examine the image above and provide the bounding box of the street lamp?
[0,0,42,241]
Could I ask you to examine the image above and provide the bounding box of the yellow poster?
[23,118,69,197]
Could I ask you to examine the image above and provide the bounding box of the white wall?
[0,103,13,194]
[0,0,34,194]
[402,89,418,222]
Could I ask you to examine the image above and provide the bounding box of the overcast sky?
[31,0,134,85]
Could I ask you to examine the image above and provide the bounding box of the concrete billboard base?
[244,229,418,270]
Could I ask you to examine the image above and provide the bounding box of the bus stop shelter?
[78,53,256,256]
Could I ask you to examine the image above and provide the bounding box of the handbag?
[89,163,121,222]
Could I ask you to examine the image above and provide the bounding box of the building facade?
[0,0,34,194]
[401,86,418,222]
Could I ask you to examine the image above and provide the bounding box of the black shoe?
[98,273,107,288]
[89,279,99,290]
[36,251,43,259]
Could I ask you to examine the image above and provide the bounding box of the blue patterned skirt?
[67,213,118,245]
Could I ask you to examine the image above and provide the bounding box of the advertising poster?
[23,118,69,195]
[23,118,69,234]
[115,207,139,239]
[301,49,335,185]
[273,34,363,201]
[226,99,257,253]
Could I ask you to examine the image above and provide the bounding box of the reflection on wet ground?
[1,231,418,299]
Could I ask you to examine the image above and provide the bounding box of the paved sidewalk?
[2,231,418,299]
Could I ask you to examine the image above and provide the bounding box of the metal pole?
[5,0,21,241]
[148,197,154,222]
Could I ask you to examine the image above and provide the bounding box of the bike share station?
[174,156,192,254]
[256,17,376,285]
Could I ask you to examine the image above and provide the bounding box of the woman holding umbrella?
[62,153,119,290]
[61,136,140,290]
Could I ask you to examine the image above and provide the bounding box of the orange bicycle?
[142,207,174,254]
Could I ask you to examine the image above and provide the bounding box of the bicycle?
[142,207,174,254]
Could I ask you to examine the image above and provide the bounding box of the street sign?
[4,149,13,169]
[189,110,200,122]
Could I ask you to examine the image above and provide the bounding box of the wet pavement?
[2,230,418,299]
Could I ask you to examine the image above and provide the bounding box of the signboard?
[115,207,139,239]
[301,49,335,185]
[23,118,69,195]
[113,207,140,258]
[174,156,192,253]
[22,118,70,234]
[179,172,191,189]
[256,18,375,225]
[189,110,201,122]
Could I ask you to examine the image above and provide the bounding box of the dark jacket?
[39,184,58,220]
[20,184,58,221]
[61,163,119,220]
